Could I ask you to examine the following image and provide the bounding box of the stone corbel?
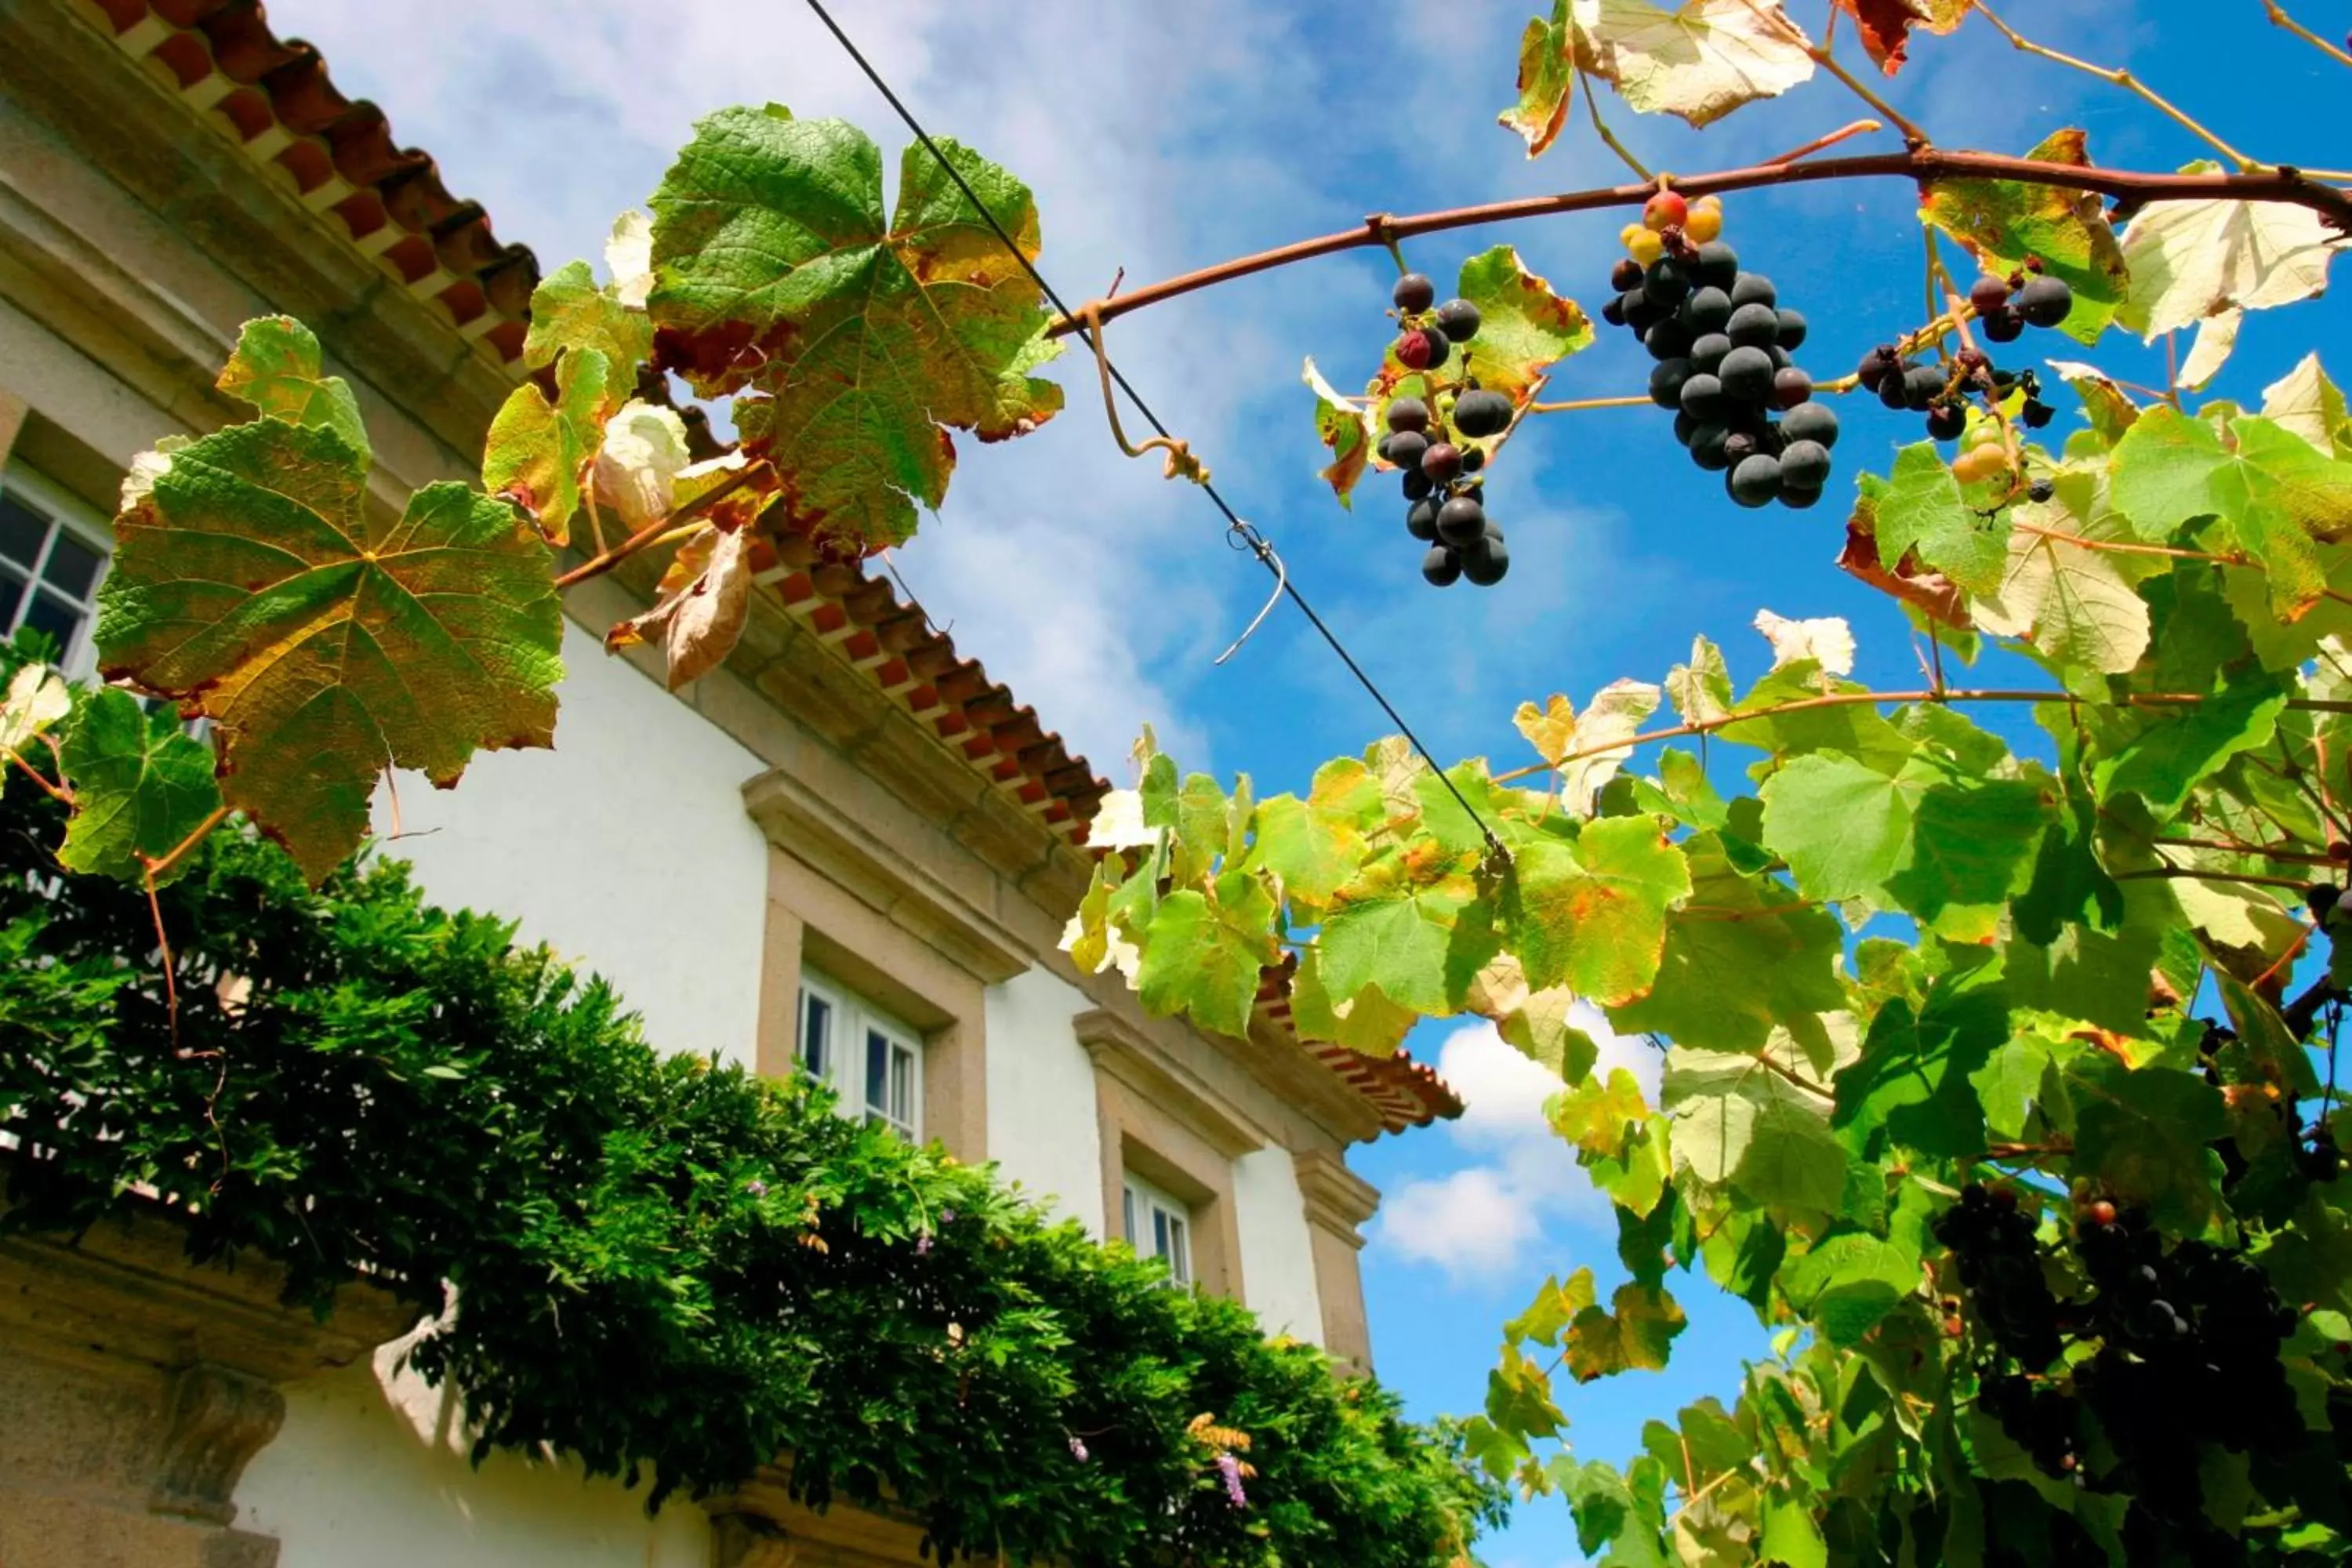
[148,1362,287,1525]
[1294,1147,1381,1247]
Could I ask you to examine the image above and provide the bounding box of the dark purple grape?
[1421,544,1461,586]
[1904,364,1946,411]
[1689,332,1732,374]
[1780,401,1838,448]
[1726,302,1780,350]
[1422,442,1463,483]
[1644,258,1691,309]
[1436,495,1486,546]
[1857,346,1899,390]
[1393,272,1436,313]
[1926,403,1967,442]
[1679,373,1730,423]
[1461,530,1509,586]
[1780,439,1831,490]
[1385,397,1429,435]
[1775,309,1808,350]
[1773,367,1813,409]
[2016,274,2073,328]
[1969,275,2013,317]
[1682,287,1733,336]
[2027,478,2055,504]
[1729,272,1777,310]
[1601,295,1628,327]
[1729,452,1783,508]
[1780,485,1823,510]
[1403,468,1434,500]
[2020,398,2056,429]
[1689,423,1731,471]
[1646,318,1696,361]
[1611,258,1645,292]
[1406,497,1440,540]
[1452,390,1513,439]
[1693,241,1739,291]
[1436,298,1482,343]
[1722,431,1759,464]
[1385,430,1428,470]
[1719,346,1775,405]
[1980,307,2024,343]
[1650,358,1694,410]
[1461,446,1486,474]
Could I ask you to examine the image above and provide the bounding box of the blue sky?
[269,3,2347,1563]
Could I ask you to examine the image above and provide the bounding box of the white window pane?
[1169,1216,1190,1284]
[890,1043,914,1125]
[864,1028,888,1112]
[798,990,831,1080]
[1123,1188,1137,1245]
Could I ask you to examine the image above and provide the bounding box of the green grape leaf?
[2004,880,2169,1035]
[1760,1497,1828,1568]
[2112,407,2352,618]
[1613,836,1846,1054]
[481,347,616,546]
[1880,777,2050,933]
[1780,1229,1917,1347]
[1829,0,1969,74]
[1486,1345,1567,1439]
[2262,353,2352,460]
[1854,443,2009,596]
[1134,879,1280,1040]
[2045,358,2143,448]
[1249,757,1384,909]
[1505,819,1691,1006]
[1319,866,1490,1018]
[1499,1,1575,155]
[2092,658,2288,817]
[216,317,366,452]
[1664,1046,1846,1212]
[56,687,223,884]
[2067,1056,2227,1229]
[1573,0,1816,129]
[524,258,655,374]
[1759,752,1937,902]
[2118,163,2347,340]
[649,105,1062,550]
[1555,1457,1637,1556]
[1505,1270,1597,1348]
[1834,956,2007,1158]
[1552,1066,1653,1157]
[1453,245,1594,410]
[1564,1283,1686,1381]
[1304,358,1374,505]
[100,417,564,884]
[1918,129,2130,343]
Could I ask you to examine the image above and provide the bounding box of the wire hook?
[1214,529,1286,666]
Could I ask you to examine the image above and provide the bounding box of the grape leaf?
[1664,635,1733,728]
[2067,1056,2227,1229]
[1500,0,1576,156]
[1505,819,1692,1005]
[2178,307,2243,390]
[1752,609,1854,676]
[1453,245,1594,409]
[1970,480,2156,674]
[1519,679,1661,817]
[1880,776,2049,931]
[1564,1283,1686,1381]
[216,317,366,452]
[523,258,654,376]
[1506,1270,1598,1347]
[1134,878,1281,1040]
[604,524,754,690]
[1830,0,1969,74]
[1572,0,1817,129]
[482,347,616,546]
[649,105,1062,550]
[1760,752,1938,902]
[1779,1228,1919,1347]
[1249,757,1382,908]
[2262,354,2352,460]
[100,416,564,883]
[1833,956,2007,1158]
[1664,1047,1846,1212]
[2118,163,2348,340]
[56,686,222,884]
[1612,837,1846,1055]
[592,401,694,533]
[1918,129,2130,344]
[1320,866,1489,1018]
[1552,1066,1653,1157]
[603,211,655,308]
[1305,358,1374,506]
[2111,407,2352,619]
[1855,443,2009,596]
[1761,1496,1829,1568]
[2044,359,2143,448]
[2092,659,2288,817]
[0,662,70,792]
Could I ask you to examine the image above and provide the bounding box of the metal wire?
[799,0,1504,855]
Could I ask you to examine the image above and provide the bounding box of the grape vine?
[5,3,2352,1565]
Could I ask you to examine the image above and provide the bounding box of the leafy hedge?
[0,777,1501,1566]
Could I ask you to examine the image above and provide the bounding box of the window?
[1122,1172,1193,1287]
[794,968,922,1140]
[0,470,110,676]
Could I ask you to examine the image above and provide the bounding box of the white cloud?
[1373,1007,1663,1283]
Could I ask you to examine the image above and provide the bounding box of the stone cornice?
[1073,1007,1267,1162]
[1294,1148,1381,1248]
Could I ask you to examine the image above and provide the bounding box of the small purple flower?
[916,1232,933,1255]
[746,1178,768,1198]
[940,1208,956,1225]
[1069,1436,1089,1462]
[1215,1452,1247,1508]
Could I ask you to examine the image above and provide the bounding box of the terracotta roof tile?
[78,0,535,363]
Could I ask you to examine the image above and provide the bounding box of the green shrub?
[0,775,1501,1566]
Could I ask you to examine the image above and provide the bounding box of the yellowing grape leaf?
[604,524,754,691]
[216,317,366,452]
[2044,359,2142,448]
[1919,129,2129,344]
[1454,245,1594,410]
[1523,679,1662,817]
[100,415,564,884]
[1500,0,1576,155]
[0,663,69,793]
[1304,358,1374,506]
[604,211,655,309]
[1969,483,2154,673]
[2118,164,2348,340]
[1752,609,1854,675]
[1134,877,1282,1039]
[1572,0,1817,129]
[2263,354,2352,460]
[1831,0,1970,75]
[650,105,1062,551]
[56,686,222,884]
[1664,635,1734,728]
[591,400,694,533]
[1505,818,1691,1005]
[524,258,655,376]
[481,347,616,546]
[1563,1282,1686,1381]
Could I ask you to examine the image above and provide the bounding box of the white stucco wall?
[369,616,771,1070]
[237,1347,706,1568]
[1232,1149,1325,1345]
[983,967,1108,1236]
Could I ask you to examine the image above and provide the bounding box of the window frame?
[0,465,113,678]
[1121,1170,1195,1287]
[793,965,924,1142]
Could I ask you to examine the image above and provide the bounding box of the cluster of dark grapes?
[1939,1184,2321,1555]
[1935,1183,2063,1368]
[1599,191,1838,511]
[1377,271,1512,588]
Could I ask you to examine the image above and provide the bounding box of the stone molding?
[1294,1147,1382,1247]
[708,1470,931,1568]
[1073,1007,1266,1162]
[148,1363,286,1525]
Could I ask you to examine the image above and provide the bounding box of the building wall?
[368,615,773,1070]
[1232,1149,1325,1343]
[237,1349,706,1568]
[983,967,1109,1236]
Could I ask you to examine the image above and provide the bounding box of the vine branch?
[1970,2,2256,169]
[1047,153,2349,338]
[2260,0,2352,67]
[552,463,762,593]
